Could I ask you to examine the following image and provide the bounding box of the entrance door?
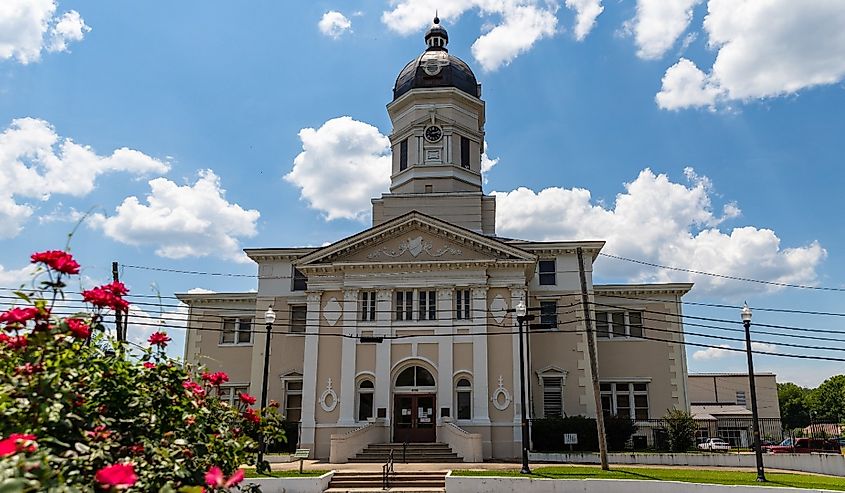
[393,394,436,443]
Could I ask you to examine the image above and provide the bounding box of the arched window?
[456,378,472,420]
[357,379,375,421]
[396,366,435,388]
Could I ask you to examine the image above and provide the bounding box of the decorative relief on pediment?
[323,297,341,326]
[367,235,462,259]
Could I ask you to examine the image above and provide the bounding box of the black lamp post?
[257,306,275,472]
[742,303,766,482]
[515,300,534,475]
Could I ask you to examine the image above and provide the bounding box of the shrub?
[0,249,281,491]
[662,409,697,452]
[604,414,638,451]
[531,415,638,452]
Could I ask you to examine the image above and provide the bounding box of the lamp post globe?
[741,302,752,325]
[265,307,276,324]
[516,300,527,318]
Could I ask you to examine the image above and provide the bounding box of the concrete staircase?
[348,443,461,463]
[325,471,446,492]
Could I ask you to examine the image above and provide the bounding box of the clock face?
[424,125,442,143]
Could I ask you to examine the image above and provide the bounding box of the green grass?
[242,469,328,478]
[453,466,845,491]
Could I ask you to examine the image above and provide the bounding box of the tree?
[778,382,811,430]
[808,375,845,423]
[662,409,697,452]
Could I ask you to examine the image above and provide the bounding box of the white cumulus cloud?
[0,117,170,238]
[494,168,826,295]
[0,0,89,64]
[318,11,352,39]
[655,58,720,110]
[382,1,558,72]
[91,170,260,262]
[285,116,391,221]
[656,0,845,109]
[692,344,732,360]
[564,0,603,41]
[628,0,701,60]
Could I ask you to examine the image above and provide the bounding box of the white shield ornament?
[408,236,424,257]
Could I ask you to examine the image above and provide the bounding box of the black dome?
[392,17,480,101]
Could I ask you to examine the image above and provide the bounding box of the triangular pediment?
[296,212,535,267]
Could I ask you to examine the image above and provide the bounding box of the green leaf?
[73,442,90,454]
[12,291,31,304]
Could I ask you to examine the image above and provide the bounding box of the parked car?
[698,438,731,452]
[767,438,841,454]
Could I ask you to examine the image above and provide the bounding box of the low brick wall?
[529,452,845,477]
[242,471,333,493]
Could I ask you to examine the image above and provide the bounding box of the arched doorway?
[393,365,437,443]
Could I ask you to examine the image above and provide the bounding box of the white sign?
[564,433,578,445]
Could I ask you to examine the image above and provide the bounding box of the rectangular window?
[285,380,303,422]
[289,305,307,333]
[217,385,250,406]
[460,136,470,169]
[358,392,374,421]
[419,290,436,321]
[292,267,307,291]
[538,259,556,285]
[542,377,563,417]
[595,311,644,339]
[399,139,408,171]
[360,291,377,322]
[736,391,747,406]
[220,317,253,345]
[539,301,557,328]
[456,289,471,320]
[395,291,413,321]
[457,390,472,420]
[600,382,649,420]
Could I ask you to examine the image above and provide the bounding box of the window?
[395,291,413,321]
[542,377,563,417]
[425,184,433,193]
[600,382,649,420]
[419,290,436,321]
[456,289,471,320]
[399,139,408,170]
[595,311,644,339]
[357,380,375,421]
[284,380,303,422]
[360,291,376,322]
[220,317,253,345]
[456,378,472,420]
[460,136,470,169]
[292,267,307,291]
[538,260,556,285]
[395,366,435,387]
[289,305,307,333]
[736,391,747,407]
[217,385,250,406]
[539,301,557,328]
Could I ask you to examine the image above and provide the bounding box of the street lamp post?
[257,306,276,472]
[741,303,766,482]
[515,300,534,475]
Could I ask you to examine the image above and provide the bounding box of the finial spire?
[434,11,439,24]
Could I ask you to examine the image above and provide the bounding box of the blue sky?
[1,1,844,387]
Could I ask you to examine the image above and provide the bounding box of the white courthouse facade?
[179,19,692,461]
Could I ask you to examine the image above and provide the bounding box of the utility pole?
[741,303,766,482]
[112,261,124,342]
[577,247,609,470]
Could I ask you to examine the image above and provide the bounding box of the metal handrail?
[382,449,395,489]
[403,436,408,464]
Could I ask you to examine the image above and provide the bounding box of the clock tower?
[371,16,496,235]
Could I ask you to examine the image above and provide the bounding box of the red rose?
[82,282,130,312]
[182,380,206,397]
[201,371,229,386]
[66,318,90,338]
[243,407,260,424]
[238,392,257,405]
[205,466,245,488]
[128,443,144,455]
[0,307,39,326]
[1,334,27,350]
[30,250,80,275]
[95,463,137,488]
[148,331,171,347]
[14,363,42,376]
[0,434,37,457]
[86,424,111,441]
[143,362,155,369]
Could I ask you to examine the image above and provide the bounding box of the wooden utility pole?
[112,261,124,342]
[577,247,609,470]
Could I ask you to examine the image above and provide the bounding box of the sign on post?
[564,433,578,445]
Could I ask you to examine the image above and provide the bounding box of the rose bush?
[0,249,280,492]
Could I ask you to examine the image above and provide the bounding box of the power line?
[598,252,845,292]
[596,292,845,318]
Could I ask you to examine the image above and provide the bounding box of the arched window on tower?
[456,377,472,420]
[396,365,435,387]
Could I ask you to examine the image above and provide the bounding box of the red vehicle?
[766,437,841,454]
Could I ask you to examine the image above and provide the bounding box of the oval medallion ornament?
[491,375,512,411]
[320,378,338,412]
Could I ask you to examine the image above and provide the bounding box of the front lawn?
[453,466,845,491]
[242,469,329,478]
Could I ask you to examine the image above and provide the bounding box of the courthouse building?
[178,18,693,461]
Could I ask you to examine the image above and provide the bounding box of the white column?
[437,288,453,423]
[338,289,359,426]
[300,292,322,447]
[510,288,525,445]
[375,289,393,426]
[471,287,490,424]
